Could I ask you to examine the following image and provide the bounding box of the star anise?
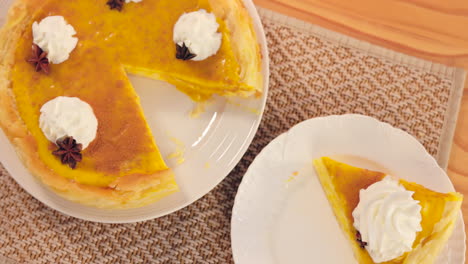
[52,136,83,169]
[106,0,124,11]
[27,44,49,74]
[356,231,368,249]
[176,42,196,61]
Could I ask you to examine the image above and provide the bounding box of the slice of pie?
[313,157,463,264]
[0,0,262,208]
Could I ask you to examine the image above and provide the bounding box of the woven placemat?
[0,7,465,264]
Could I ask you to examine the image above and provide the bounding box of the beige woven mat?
[0,7,465,264]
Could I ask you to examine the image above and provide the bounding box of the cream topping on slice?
[352,176,422,263]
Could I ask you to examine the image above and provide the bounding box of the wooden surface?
[254,0,468,257]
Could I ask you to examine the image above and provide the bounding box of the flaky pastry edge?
[209,0,264,98]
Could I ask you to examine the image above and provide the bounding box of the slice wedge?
[313,157,463,264]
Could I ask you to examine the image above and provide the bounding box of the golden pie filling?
[314,157,462,264]
[9,0,259,189]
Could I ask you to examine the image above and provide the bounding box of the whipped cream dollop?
[173,9,222,61]
[32,16,78,64]
[352,176,422,263]
[39,96,98,149]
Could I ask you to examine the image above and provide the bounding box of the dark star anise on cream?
[27,44,49,74]
[356,231,368,249]
[106,0,124,11]
[175,42,196,61]
[52,136,83,169]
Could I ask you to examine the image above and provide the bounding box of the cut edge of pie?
[313,157,463,264]
[122,0,264,100]
[0,0,262,209]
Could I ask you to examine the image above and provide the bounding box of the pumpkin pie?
[313,157,463,264]
[0,0,262,208]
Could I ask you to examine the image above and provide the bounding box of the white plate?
[0,0,269,223]
[231,114,465,264]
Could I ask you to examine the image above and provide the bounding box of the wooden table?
[254,0,468,257]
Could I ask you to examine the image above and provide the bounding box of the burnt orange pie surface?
[313,157,463,264]
[0,0,262,208]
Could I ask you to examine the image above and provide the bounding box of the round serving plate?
[231,114,465,264]
[0,0,269,223]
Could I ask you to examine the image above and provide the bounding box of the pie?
[0,0,262,208]
[313,157,463,264]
